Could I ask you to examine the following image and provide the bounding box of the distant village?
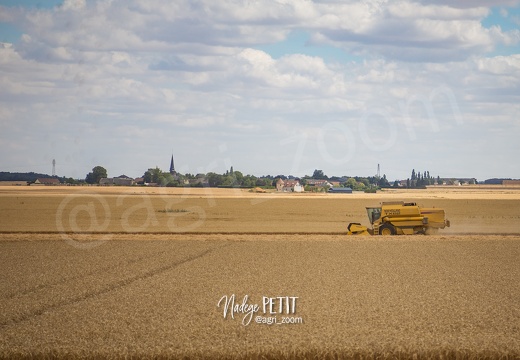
[1,155,519,192]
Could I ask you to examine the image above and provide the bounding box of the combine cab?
[347,201,450,235]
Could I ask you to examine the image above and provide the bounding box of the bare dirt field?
[0,186,519,359]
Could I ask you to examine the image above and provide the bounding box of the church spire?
[169,154,176,175]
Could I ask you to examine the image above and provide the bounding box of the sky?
[0,0,519,181]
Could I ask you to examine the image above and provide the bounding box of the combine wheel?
[379,223,396,235]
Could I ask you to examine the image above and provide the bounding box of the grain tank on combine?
[347,201,450,235]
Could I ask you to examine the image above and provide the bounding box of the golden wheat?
[0,187,519,358]
[0,186,519,234]
[0,235,519,358]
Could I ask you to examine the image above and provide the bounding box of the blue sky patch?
[0,0,62,9]
[0,0,62,43]
[256,30,362,64]
[482,7,520,56]
[482,6,520,32]
[0,22,21,43]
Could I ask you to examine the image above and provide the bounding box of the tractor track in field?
[0,242,232,329]
[1,244,194,300]
[1,231,520,237]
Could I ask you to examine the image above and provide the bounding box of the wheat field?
[1,186,520,234]
[0,186,519,359]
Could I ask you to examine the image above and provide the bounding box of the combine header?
[347,201,450,235]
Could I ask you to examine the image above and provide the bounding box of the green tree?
[222,175,234,187]
[232,171,243,186]
[66,177,79,185]
[416,172,423,187]
[241,177,250,188]
[378,174,390,188]
[255,178,269,187]
[312,169,327,179]
[85,166,107,184]
[242,175,256,188]
[143,167,163,183]
[345,177,367,191]
[207,172,223,187]
[162,173,175,186]
[346,177,358,189]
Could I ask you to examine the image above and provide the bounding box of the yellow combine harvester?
[347,201,450,235]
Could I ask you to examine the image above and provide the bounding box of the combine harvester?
[347,201,450,235]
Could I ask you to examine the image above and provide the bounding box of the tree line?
[0,172,66,183]
[144,166,275,188]
[403,169,438,188]
[81,166,392,189]
[0,166,475,189]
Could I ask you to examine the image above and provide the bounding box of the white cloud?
[387,2,489,20]
[4,0,516,62]
[419,0,520,8]
[476,54,520,74]
[234,50,342,94]
[0,0,519,179]
[307,1,513,61]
